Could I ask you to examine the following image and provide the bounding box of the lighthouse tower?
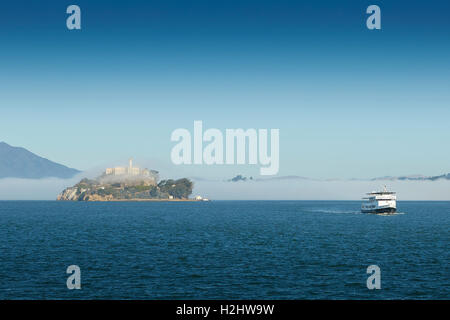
[127,158,140,176]
[128,158,135,175]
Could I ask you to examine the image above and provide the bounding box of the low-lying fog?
[0,173,449,201]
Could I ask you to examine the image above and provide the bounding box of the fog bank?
[0,175,449,201]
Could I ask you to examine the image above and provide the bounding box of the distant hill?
[372,174,450,181]
[223,173,450,182]
[0,142,80,179]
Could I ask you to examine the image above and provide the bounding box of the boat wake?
[306,208,362,215]
[381,211,406,216]
[306,208,406,216]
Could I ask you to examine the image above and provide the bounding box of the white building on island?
[105,159,151,177]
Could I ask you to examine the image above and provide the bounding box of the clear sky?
[1,0,449,180]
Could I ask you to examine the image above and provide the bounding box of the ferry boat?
[361,186,396,214]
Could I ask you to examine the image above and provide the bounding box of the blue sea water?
[0,201,448,300]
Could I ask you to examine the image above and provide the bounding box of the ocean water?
[0,201,448,300]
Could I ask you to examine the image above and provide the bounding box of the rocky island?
[57,159,196,201]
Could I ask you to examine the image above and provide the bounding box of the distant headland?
[0,141,80,179]
[57,159,207,202]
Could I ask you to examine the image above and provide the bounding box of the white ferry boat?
[361,186,396,214]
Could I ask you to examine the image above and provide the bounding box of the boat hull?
[361,207,396,214]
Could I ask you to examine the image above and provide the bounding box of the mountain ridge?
[0,141,80,179]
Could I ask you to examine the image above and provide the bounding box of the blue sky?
[1,0,449,180]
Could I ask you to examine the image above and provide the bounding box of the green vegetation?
[158,178,194,199]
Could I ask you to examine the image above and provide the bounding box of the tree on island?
[158,178,193,199]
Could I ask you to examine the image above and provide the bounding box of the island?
[57,159,201,201]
